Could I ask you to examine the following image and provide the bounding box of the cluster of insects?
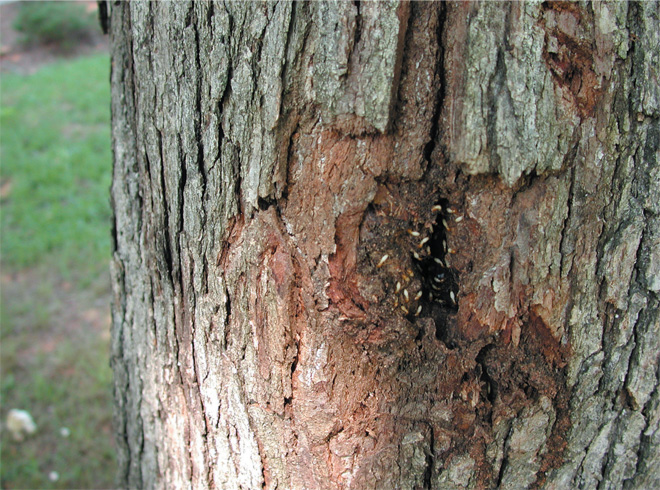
[373,198,461,319]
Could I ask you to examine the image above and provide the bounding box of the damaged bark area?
[110,1,659,489]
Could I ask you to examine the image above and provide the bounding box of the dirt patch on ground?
[1,267,111,360]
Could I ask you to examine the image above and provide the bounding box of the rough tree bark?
[109,1,659,489]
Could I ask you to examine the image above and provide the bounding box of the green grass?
[1,54,112,281]
[1,54,116,489]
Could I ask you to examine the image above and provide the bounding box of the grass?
[1,54,116,489]
[1,54,111,281]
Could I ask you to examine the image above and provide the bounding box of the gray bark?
[109,1,659,489]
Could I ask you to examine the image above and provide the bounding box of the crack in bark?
[422,2,445,165]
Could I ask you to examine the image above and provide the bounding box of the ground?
[1,2,116,488]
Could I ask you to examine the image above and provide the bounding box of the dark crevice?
[234,167,243,216]
[201,257,209,295]
[626,1,641,121]
[423,2,447,163]
[559,164,577,290]
[353,1,362,48]
[135,412,145,489]
[485,44,508,173]
[290,353,298,379]
[178,132,187,234]
[424,425,435,488]
[476,344,497,404]
[110,204,118,253]
[279,129,297,200]
[207,1,214,29]
[157,132,174,277]
[223,287,232,350]
[184,2,193,27]
[279,0,297,93]
[192,19,208,228]
[414,198,459,316]
[496,455,508,488]
[286,336,299,410]
[175,131,186,287]
[258,197,276,211]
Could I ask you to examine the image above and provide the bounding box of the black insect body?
[413,200,460,312]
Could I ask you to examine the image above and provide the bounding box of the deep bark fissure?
[486,48,508,177]
[422,2,446,164]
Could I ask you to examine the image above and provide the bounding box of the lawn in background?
[1,53,115,489]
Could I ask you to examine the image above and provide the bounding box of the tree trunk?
[109,1,659,489]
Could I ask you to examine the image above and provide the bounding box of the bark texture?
[109,1,659,489]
